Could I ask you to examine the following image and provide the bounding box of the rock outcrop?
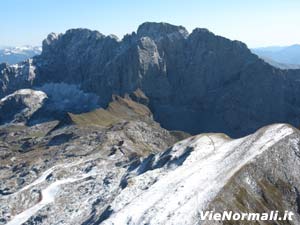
[0,89,47,124]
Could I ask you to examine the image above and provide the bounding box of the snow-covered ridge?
[104,124,295,225]
[2,124,296,225]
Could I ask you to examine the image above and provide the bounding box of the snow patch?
[6,176,91,225]
[6,158,101,225]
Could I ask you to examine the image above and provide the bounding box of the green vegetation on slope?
[69,95,152,127]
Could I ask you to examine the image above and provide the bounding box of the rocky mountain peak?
[64,28,104,40]
[42,32,61,48]
[189,27,249,51]
[2,22,300,137]
[137,22,189,40]
[41,29,107,57]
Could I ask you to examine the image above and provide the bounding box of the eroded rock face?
[2,22,300,137]
[1,123,299,225]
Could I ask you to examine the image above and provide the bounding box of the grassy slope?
[69,95,152,127]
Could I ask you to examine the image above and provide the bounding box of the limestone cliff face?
[1,22,300,137]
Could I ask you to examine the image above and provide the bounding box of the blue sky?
[1,0,299,47]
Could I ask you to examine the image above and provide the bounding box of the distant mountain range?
[0,46,41,64]
[252,44,300,69]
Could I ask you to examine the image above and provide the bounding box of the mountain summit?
[1,22,300,137]
[136,22,189,40]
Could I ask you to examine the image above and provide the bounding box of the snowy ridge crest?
[2,124,296,225]
[104,124,295,225]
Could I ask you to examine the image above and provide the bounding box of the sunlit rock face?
[1,123,300,225]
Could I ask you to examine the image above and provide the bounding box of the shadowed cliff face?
[1,22,300,137]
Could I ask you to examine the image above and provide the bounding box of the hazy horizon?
[1,0,300,48]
